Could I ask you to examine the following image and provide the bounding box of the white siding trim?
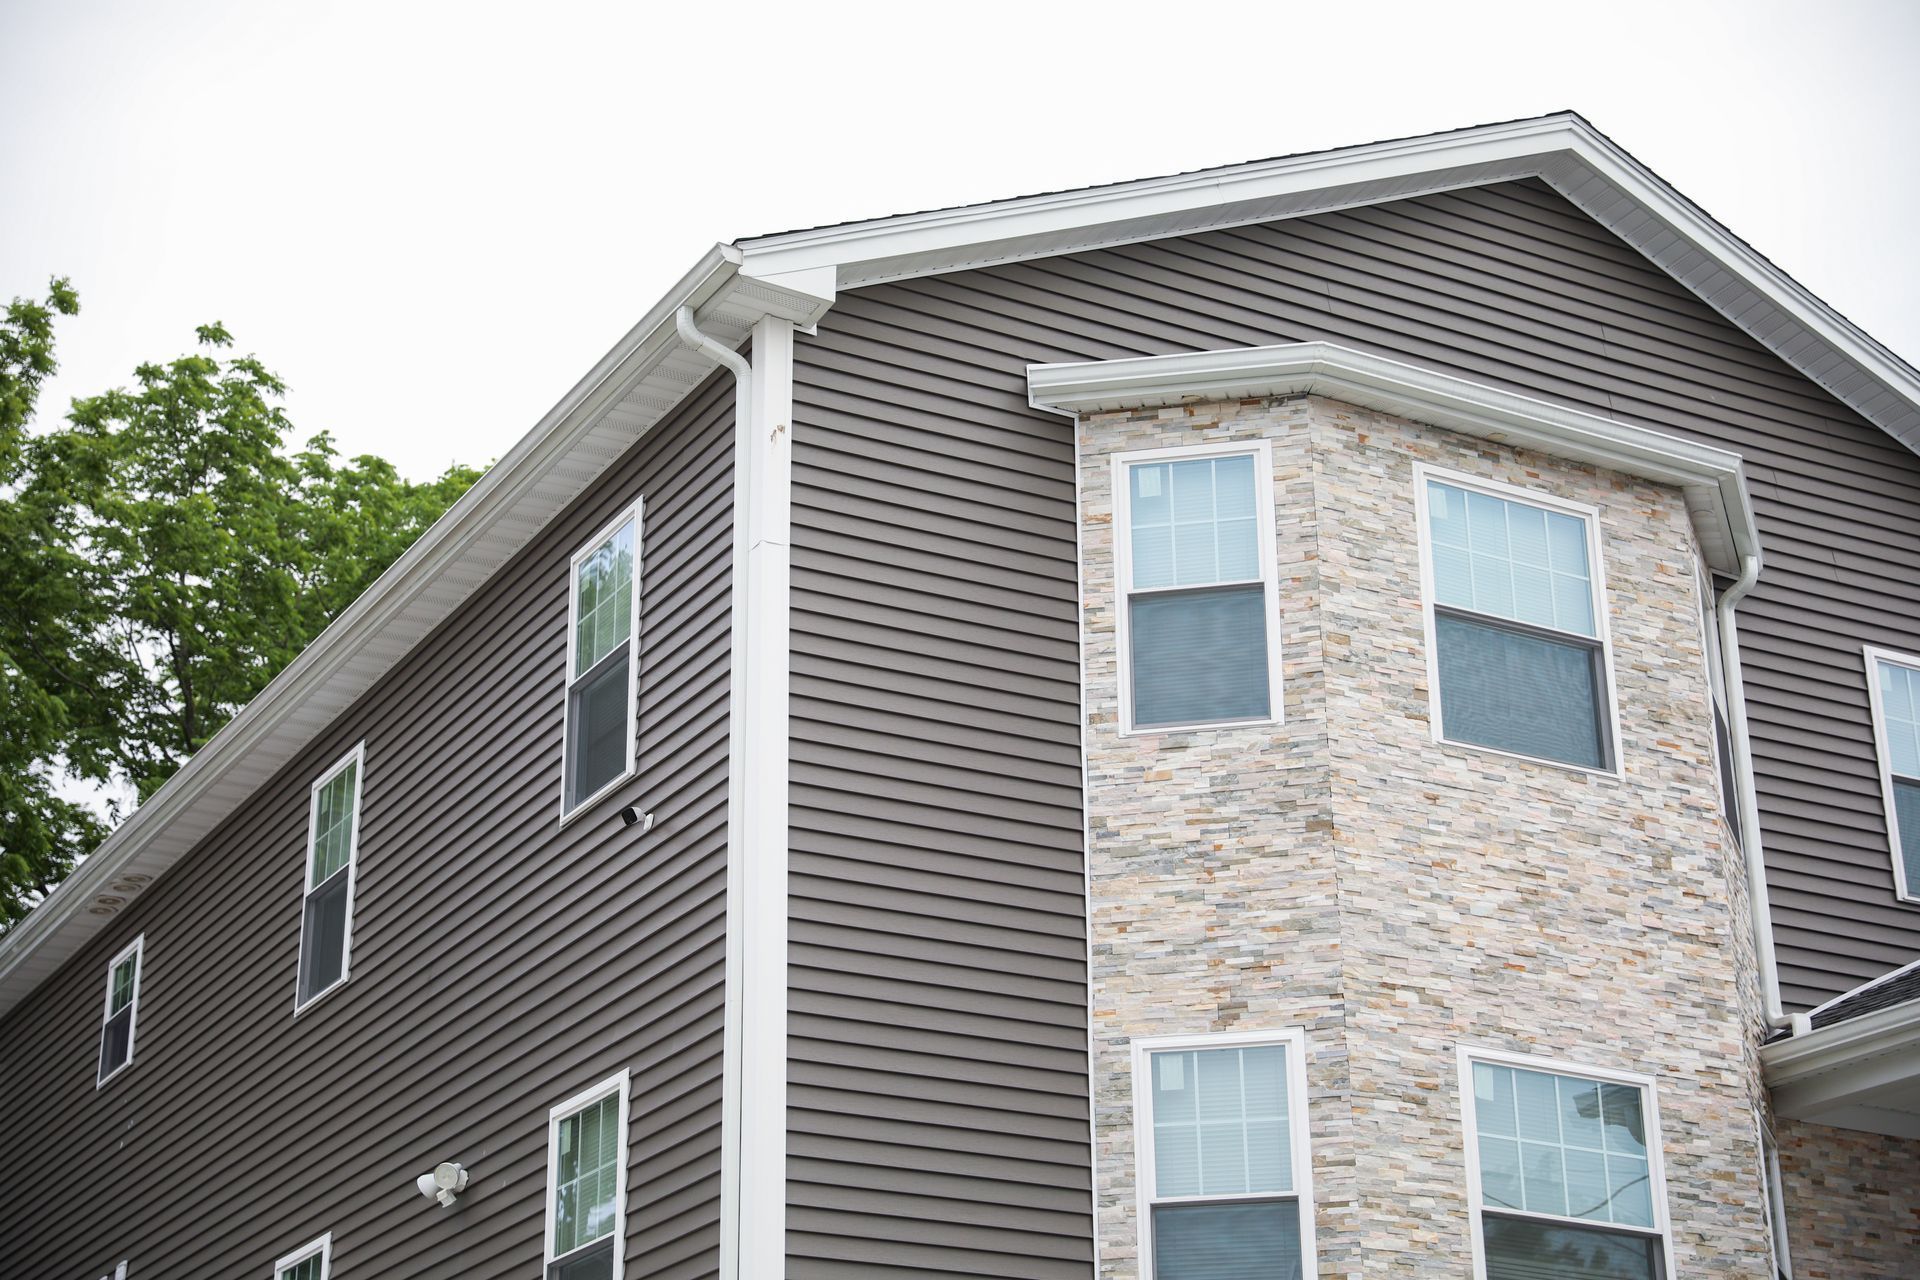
[544,1070,632,1280]
[1862,645,1920,905]
[94,933,144,1088]
[1413,463,1624,779]
[1455,1045,1675,1280]
[1131,1027,1317,1280]
[716,314,794,1280]
[1109,438,1283,736]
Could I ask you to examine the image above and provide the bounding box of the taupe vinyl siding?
[788,284,1094,1277]
[0,371,734,1279]
[784,178,1920,1267]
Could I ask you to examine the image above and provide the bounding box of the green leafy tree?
[0,283,482,925]
[0,279,115,925]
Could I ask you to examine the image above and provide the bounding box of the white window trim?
[1110,438,1284,736]
[558,500,645,824]
[293,742,366,1014]
[95,933,144,1088]
[1456,1045,1675,1280]
[545,1068,632,1280]
[1863,645,1920,905]
[1131,1026,1317,1280]
[1413,462,1623,778]
[1757,1112,1792,1279]
[270,1232,331,1280]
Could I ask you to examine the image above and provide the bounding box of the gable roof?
[3,111,1916,1018]
[736,111,1920,456]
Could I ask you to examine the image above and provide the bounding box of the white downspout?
[1717,553,1798,1034]
[677,304,753,399]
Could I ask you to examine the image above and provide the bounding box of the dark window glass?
[1436,612,1608,769]
[1894,777,1920,892]
[299,871,351,1001]
[549,1238,614,1280]
[99,1007,133,1077]
[1131,585,1270,729]
[568,654,630,807]
[1483,1213,1662,1280]
[1153,1199,1302,1280]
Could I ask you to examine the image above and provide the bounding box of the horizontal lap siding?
[785,186,1919,1278]
[0,372,734,1279]
[789,284,1094,1277]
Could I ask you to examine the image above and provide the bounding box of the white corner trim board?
[1027,340,1759,576]
[680,305,794,1280]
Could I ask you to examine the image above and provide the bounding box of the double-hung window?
[1462,1050,1672,1280]
[1133,1029,1316,1280]
[1418,467,1616,771]
[271,1234,331,1280]
[1865,647,1920,902]
[297,745,364,1009]
[96,935,143,1086]
[546,1071,631,1280]
[564,503,642,816]
[1115,442,1281,732]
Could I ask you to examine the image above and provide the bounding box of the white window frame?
[96,933,144,1088]
[294,742,366,1013]
[544,1069,632,1280]
[1414,463,1623,777]
[1757,1114,1792,1279]
[1694,563,1741,839]
[270,1233,331,1280]
[1457,1046,1675,1280]
[1863,645,1920,904]
[559,500,645,822]
[1111,439,1284,735]
[1131,1027,1317,1280]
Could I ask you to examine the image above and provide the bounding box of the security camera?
[415,1161,469,1208]
[618,806,653,833]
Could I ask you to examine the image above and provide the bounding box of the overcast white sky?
[4,0,1917,481]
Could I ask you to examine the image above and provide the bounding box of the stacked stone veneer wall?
[1079,393,1772,1276]
[1775,1116,1920,1277]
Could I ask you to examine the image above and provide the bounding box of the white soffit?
[738,112,1920,458]
[1762,999,1920,1140]
[0,251,832,1016]
[1026,340,1759,575]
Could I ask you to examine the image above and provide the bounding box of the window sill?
[95,1060,135,1090]
[1122,713,1284,739]
[558,767,637,831]
[1435,733,1622,781]
[294,973,352,1019]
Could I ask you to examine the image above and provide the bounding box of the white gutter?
[1717,554,1795,1034]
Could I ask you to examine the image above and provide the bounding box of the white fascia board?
[737,113,1920,456]
[1027,340,1759,574]
[1761,997,1920,1090]
[737,114,1579,285]
[0,244,833,1017]
[1763,998,1920,1136]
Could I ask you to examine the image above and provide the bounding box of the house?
[3,111,1917,1279]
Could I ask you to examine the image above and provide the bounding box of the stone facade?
[1080,394,1773,1276]
[1775,1116,1920,1277]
